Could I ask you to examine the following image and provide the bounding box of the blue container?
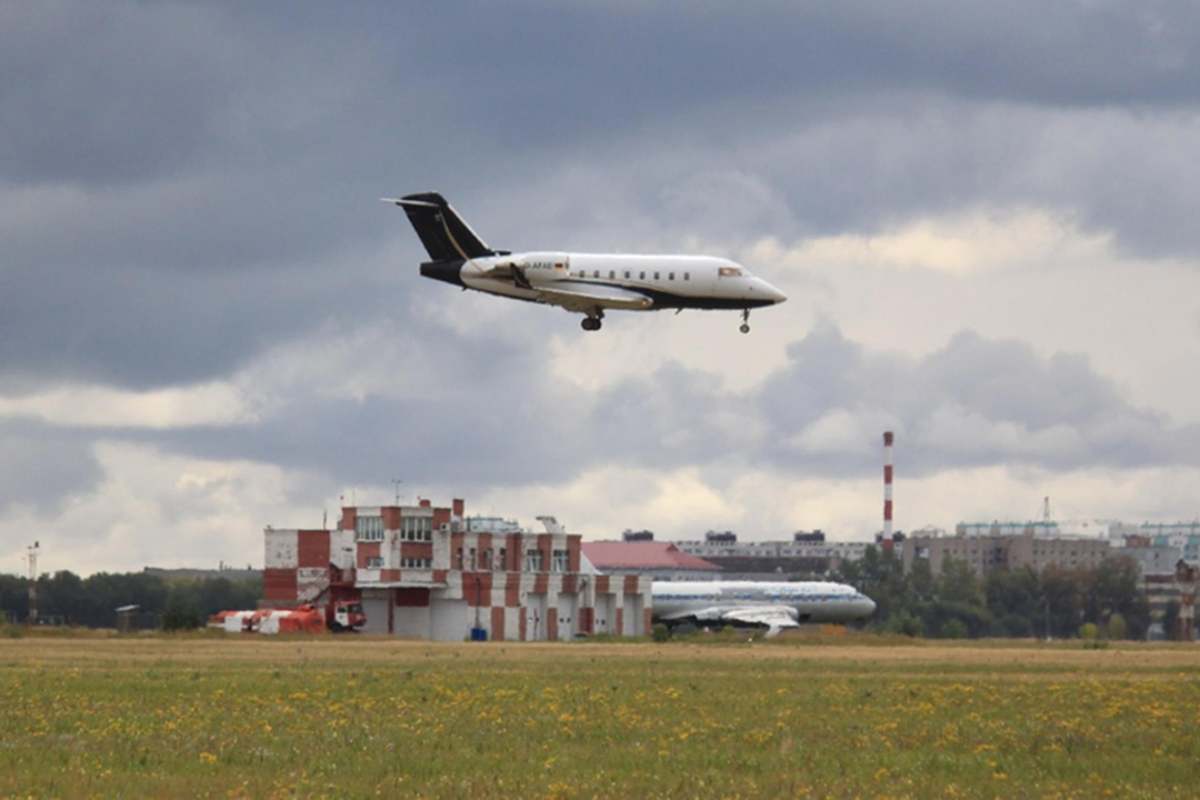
[469,627,487,642]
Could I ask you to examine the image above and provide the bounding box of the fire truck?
[211,598,365,635]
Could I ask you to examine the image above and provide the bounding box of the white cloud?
[0,381,252,429]
[747,208,1111,276]
[0,442,315,575]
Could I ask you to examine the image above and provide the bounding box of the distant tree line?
[0,570,262,630]
[833,546,1153,640]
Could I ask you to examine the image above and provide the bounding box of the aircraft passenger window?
[639,271,645,280]
[684,273,690,280]
[668,272,675,280]
[654,272,660,280]
[609,270,615,279]
[593,270,599,278]
[624,271,631,279]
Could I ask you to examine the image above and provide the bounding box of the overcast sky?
[4,2,1200,575]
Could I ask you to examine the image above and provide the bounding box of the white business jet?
[652,581,876,637]
[384,192,786,332]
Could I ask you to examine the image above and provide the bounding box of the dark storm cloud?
[4,314,1195,515]
[4,0,1200,395]
[0,418,103,514]
[758,325,1196,475]
[126,321,1200,490]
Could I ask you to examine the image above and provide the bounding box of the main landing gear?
[581,310,604,332]
[739,309,751,334]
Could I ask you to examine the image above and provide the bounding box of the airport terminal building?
[262,499,652,641]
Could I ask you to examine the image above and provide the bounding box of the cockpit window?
[718,266,743,277]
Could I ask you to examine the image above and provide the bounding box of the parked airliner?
[652,581,876,637]
[384,192,787,332]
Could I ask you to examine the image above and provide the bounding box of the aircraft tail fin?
[382,192,496,262]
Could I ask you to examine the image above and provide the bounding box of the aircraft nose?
[753,278,787,304]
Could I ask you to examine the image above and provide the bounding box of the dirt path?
[3,635,1199,672]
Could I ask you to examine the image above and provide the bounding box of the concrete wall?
[360,590,391,635]
[626,593,645,636]
[264,529,299,569]
[594,594,616,634]
[393,604,431,639]
[524,593,547,641]
[430,598,469,641]
[557,591,578,640]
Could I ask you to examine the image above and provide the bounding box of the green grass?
[1,637,1199,798]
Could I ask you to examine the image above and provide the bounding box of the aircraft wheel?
[581,317,602,332]
[739,323,750,334]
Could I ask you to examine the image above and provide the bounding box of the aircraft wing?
[534,282,654,312]
[660,604,800,638]
[718,606,800,637]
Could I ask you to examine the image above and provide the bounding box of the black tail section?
[390,192,496,262]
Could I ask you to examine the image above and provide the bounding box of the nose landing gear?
[739,309,751,334]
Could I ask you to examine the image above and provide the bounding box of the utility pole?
[26,541,40,625]
[392,478,404,506]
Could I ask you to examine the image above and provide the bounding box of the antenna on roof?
[392,478,403,506]
[1043,496,1052,523]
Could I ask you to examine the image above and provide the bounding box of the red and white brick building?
[262,499,652,641]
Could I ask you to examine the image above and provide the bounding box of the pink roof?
[581,541,720,571]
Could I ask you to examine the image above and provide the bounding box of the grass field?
[2,633,1199,798]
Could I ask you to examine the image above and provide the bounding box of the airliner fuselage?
[653,580,876,635]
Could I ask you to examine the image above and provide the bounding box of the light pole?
[26,541,39,625]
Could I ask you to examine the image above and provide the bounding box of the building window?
[356,515,384,541]
[400,516,432,541]
[468,547,477,571]
[401,557,432,569]
[497,547,506,571]
[366,556,383,568]
[454,547,463,570]
[552,549,568,572]
[525,549,543,572]
[480,549,492,570]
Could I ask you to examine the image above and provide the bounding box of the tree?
[908,558,935,603]
[985,567,1040,636]
[1087,558,1151,639]
[0,575,29,622]
[1106,612,1128,640]
[941,618,968,639]
[939,557,984,607]
[1039,567,1083,639]
[1162,600,1181,641]
[40,571,87,624]
[161,586,202,631]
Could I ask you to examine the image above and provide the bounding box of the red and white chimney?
[882,431,894,551]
